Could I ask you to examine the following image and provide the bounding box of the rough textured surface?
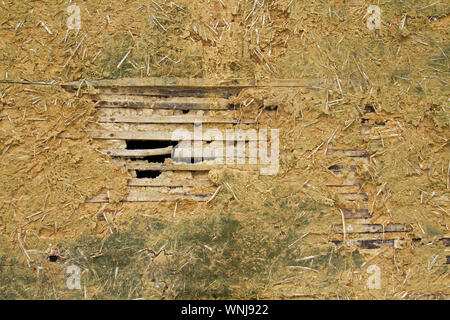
[0,0,448,299]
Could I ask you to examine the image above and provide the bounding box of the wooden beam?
[94,95,230,109]
[332,239,395,249]
[97,115,256,124]
[333,238,422,249]
[99,147,173,157]
[127,178,213,187]
[333,223,410,234]
[126,161,260,171]
[62,77,325,88]
[86,190,213,202]
[87,131,263,141]
[339,209,371,219]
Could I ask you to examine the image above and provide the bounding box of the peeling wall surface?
[0,1,448,300]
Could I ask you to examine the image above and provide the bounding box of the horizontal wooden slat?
[99,147,173,157]
[95,108,241,118]
[127,178,213,187]
[87,131,264,141]
[99,139,127,149]
[340,209,371,219]
[86,190,212,203]
[91,86,242,98]
[95,96,230,110]
[62,78,326,99]
[333,238,422,249]
[332,239,395,249]
[126,161,260,171]
[96,101,216,109]
[93,122,253,133]
[333,223,410,234]
[157,100,224,110]
[327,165,358,174]
[90,131,174,140]
[63,77,324,88]
[97,115,255,124]
[131,187,213,202]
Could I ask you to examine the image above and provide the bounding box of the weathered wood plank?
[340,209,371,219]
[99,147,173,157]
[63,77,324,88]
[332,239,395,249]
[327,165,358,174]
[126,161,260,171]
[98,139,127,149]
[93,122,254,133]
[86,190,213,202]
[94,96,230,110]
[156,101,225,110]
[91,131,179,140]
[333,223,410,234]
[97,115,256,124]
[127,178,213,187]
[333,238,421,249]
[96,99,231,110]
[88,131,263,141]
[93,87,242,98]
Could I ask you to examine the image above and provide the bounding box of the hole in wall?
[265,105,278,111]
[48,255,59,262]
[365,105,375,113]
[126,140,178,163]
[126,140,178,150]
[136,170,162,179]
